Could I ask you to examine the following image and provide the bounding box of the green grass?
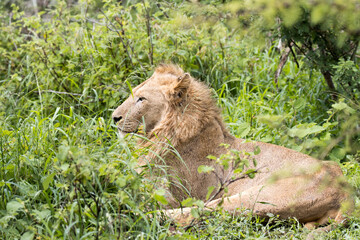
[0,110,170,239]
[1,1,360,239]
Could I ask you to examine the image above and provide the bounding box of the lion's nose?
[113,116,122,124]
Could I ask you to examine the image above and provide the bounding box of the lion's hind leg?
[303,209,349,240]
[304,209,342,229]
[164,172,352,229]
[210,173,348,225]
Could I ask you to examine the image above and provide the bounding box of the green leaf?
[332,102,355,114]
[311,4,329,24]
[0,215,13,228]
[288,124,325,138]
[245,169,256,179]
[257,114,287,128]
[282,5,301,26]
[332,102,348,111]
[154,189,168,205]
[21,231,34,240]
[181,198,194,207]
[42,172,56,191]
[234,167,244,174]
[0,130,13,136]
[206,186,215,200]
[207,155,217,160]
[57,145,70,162]
[329,148,346,162]
[191,208,200,218]
[253,158,257,167]
[116,176,127,187]
[198,165,214,173]
[237,122,250,137]
[33,209,51,221]
[194,200,204,208]
[254,146,261,155]
[6,200,23,214]
[294,98,306,110]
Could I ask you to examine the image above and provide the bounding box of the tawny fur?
[112,64,354,228]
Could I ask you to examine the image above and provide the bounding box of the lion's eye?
[137,97,145,102]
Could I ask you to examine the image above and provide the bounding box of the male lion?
[112,64,353,229]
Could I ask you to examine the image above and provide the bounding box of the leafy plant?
[0,0,359,239]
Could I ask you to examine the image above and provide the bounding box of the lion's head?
[112,64,227,147]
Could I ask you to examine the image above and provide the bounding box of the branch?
[100,9,133,66]
[205,167,262,206]
[156,3,169,18]
[34,48,71,93]
[143,0,154,65]
[319,125,360,160]
[183,165,263,231]
[288,42,299,68]
[321,70,337,100]
[351,41,359,61]
[274,47,291,90]
[291,40,314,63]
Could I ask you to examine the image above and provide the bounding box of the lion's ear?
[172,73,191,105]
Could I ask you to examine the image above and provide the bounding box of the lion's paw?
[164,207,194,226]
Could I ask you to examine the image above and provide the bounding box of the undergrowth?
[0,0,359,239]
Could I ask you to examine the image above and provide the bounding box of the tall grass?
[0,1,359,239]
[0,110,171,239]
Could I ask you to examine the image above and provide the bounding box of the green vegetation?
[0,0,359,239]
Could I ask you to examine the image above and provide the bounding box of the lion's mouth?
[117,128,138,137]
[119,129,138,134]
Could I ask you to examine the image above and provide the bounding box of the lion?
[112,64,353,229]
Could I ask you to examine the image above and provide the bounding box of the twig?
[288,42,299,68]
[184,160,263,231]
[114,16,132,55]
[39,90,83,96]
[291,40,311,61]
[111,14,147,75]
[183,168,261,231]
[34,48,71,93]
[143,0,154,65]
[156,3,169,18]
[319,127,360,160]
[321,70,337,100]
[205,167,262,206]
[351,41,359,61]
[36,90,104,103]
[100,9,133,66]
[274,46,291,90]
